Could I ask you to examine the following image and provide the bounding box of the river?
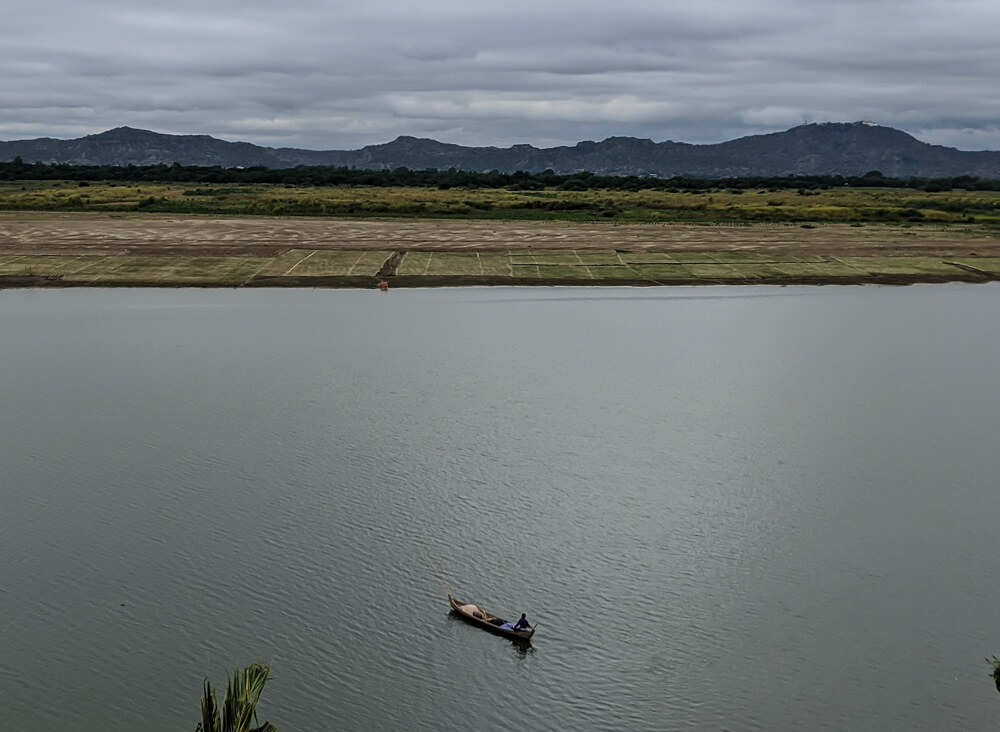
[1,284,999,731]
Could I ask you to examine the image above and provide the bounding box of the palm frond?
[988,656,1000,693]
[196,678,219,732]
[201,662,279,732]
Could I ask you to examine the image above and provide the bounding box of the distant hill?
[3,122,1000,178]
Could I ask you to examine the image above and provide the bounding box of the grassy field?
[3,180,1000,226]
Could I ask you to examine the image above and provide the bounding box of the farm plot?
[143,258,266,284]
[66,256,264,284]
[840,257,964,276]
[253,249,393,277]
[763,261,859,277]
[675,262,750,280]
[3,242,998,288]
[620,263,701,280]
[0,255,86,274]
[946,257,1000,273]
[397,251,510,276]
[291,250,392,276]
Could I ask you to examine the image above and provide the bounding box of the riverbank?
[1,212,998,288]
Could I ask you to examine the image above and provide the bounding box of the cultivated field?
[1,212,999,288]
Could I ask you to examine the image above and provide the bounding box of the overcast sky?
[3,0,999,151]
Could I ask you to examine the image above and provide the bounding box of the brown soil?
[375,250,406,277]
[2,212,997,257]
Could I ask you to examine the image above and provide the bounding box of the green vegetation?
[196,662,279,732]
[3,178,1000,226]
[2,158,1000,225]
[4,158,1000,193]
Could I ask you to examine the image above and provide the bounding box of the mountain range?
[3,122,1000,179]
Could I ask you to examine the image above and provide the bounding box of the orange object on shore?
[378,281,389,290]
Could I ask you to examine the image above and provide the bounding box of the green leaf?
[198,662,278,732]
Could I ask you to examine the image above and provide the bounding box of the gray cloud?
[3,0,999,150]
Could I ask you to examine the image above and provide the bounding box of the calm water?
[1,284,999,731]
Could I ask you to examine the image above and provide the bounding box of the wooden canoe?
[448,593,535,641]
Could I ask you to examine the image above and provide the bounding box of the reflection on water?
[1,285,999,731]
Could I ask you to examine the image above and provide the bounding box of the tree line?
[2,157,998,192]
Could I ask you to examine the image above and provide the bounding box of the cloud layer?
[4,0,999,150]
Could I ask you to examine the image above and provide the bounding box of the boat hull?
[448,593,535,641]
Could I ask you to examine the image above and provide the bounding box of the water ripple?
[2,286,1000,731]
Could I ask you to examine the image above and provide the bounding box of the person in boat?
[513,613,531,631]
